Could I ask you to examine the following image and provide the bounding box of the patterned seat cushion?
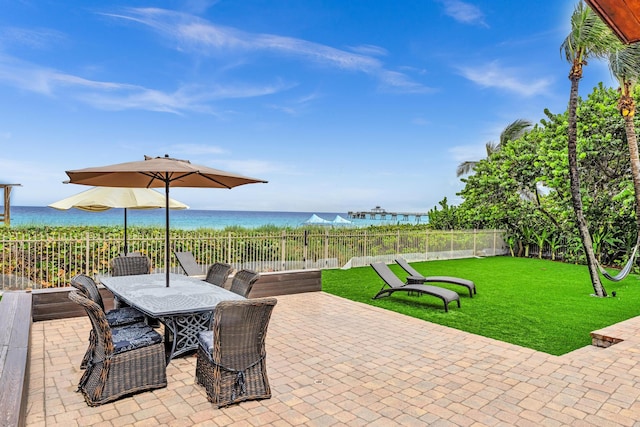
[197,330,214,359]
[105,307,146,327]
[112,322,163,354]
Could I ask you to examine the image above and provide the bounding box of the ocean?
[5,206,420,230]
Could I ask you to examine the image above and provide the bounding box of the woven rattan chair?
[110,255,152,276]
[109,255,152,309]
[71,274,146,369]
[68,291,167,406]
[204,262,233,288]
[195,297,277,408]
[229,269,260,298]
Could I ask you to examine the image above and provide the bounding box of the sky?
[0,0,618,213]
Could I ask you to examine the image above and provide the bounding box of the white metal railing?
[0,229,506,290]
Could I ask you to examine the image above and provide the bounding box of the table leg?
[160,311,213,362]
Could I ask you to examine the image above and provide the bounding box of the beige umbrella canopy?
[49,186,189,255]
[65,155,268,286]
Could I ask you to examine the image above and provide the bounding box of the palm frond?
[456,161,478,177]
[561,0,619,63]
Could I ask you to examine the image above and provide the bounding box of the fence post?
[473,229,477,257]
[324,230,329,268]
[396,229,400,257]
[493,229,497,256]
[425,230,429,261]
[450,230,454,259]
[227,232,232,265]
[85,231,90,276]
[281,230,286,271]
[364,230,368,259]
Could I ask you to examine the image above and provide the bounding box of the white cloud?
[103,8,432,94]
[439,0,488,28]
[0,27,66,50]
[0,54,291,114]
[458,61,553,97]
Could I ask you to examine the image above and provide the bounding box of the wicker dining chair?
[229,269,260,298]
[110,255,152,276]
[109,255,152,309]
[204,262,233,288]
[68,291,167,406]
[195,297,277,408]
[71,274,146,369]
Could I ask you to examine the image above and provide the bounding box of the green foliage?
[322,257,640,355]
[439,83,640,270]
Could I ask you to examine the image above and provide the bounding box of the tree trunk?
[567,74,607,297]
[623,111,640,253]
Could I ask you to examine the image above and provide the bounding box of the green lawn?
[321,256,640,356]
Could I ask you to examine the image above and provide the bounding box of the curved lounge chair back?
[71,274,106,311]
[205,262,233,287]
[174,251,204,276]
[196,297,277,407]
[229,269,260,298]
[395,257,421,277]
[68,290,113,362]
[110,255,151,276]
[371,262,405,289]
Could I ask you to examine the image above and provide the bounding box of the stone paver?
[25,292,640,426]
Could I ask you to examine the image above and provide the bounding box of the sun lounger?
[395,257,476,298]
[371,262,460,312]
[174,251,205,277]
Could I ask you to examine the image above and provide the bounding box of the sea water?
[5,206,421,230]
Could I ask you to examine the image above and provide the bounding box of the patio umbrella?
[48,186,189,255]
[65,154,268,286]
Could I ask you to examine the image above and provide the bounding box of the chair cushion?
[105,307,146,327]
[197,330,214,359]
[112,322,163,354]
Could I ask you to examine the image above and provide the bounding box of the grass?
[322,256,640,356]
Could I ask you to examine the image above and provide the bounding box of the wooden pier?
[347,206,428,223]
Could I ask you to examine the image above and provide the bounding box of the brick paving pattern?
[25,292,640,426]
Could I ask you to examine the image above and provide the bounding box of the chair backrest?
[110,255,151,277]
[204,262,233,287]
[395,257,421,277]
[71,274,105,311]
[174,251,204,276]
[211,298,277,370]
[370,262,405,289]
[229,269,260,298]
[68,290,114,359]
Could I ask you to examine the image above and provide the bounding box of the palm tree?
[560,0,618,297]
[456,119,532,177]
[608,44,640,244]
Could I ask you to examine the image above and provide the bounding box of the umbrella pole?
[165,180,170,287]
[123,208,128,255]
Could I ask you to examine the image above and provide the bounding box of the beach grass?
[322,256,640,355]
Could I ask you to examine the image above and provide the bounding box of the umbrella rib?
[140,171,233,189]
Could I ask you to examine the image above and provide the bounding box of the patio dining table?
[100,273,245,362]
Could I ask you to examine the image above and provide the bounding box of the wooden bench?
[0,292,32,427]
[248,269,321,298]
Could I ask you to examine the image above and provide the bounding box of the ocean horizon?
[5,206,427,230]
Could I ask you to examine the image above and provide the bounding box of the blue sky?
[0,0,616,213]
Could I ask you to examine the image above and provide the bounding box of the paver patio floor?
[25,292,640,426]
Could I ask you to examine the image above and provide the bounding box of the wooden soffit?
[585,0,640,44]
